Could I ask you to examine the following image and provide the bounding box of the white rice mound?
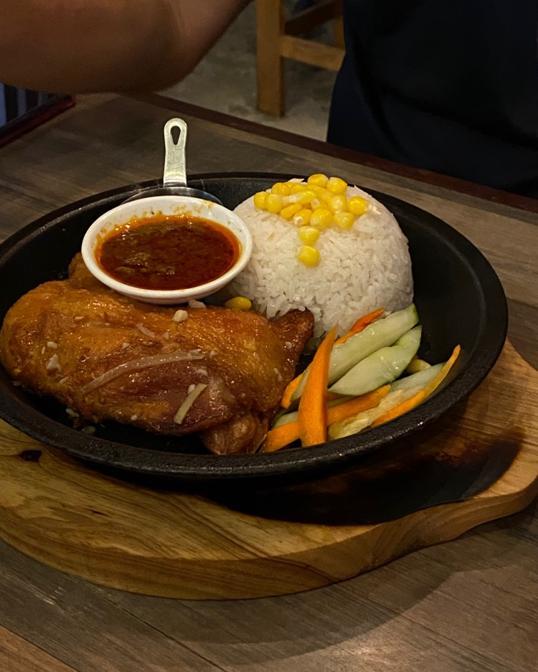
[230,184,413,336]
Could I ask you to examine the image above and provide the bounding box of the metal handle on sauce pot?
[163,118,188,187]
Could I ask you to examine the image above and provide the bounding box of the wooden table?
[0,94,536,672]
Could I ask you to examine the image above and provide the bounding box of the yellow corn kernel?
[280,203,302,220]
[310,207,333,229]
[225,296,252,311]
[334,211,355,229]
[290,183,306,194]
[310,198,322,210]
[328,194,348,212]
[253,191,268,210]
[348,196,368,216]
[327,176,348,194]
[271,182,291,196]
[307,173,329,187]
[309,185,331,203]
[300,189,318,203]
[298,226,320,245]
[288,189,316,205]
[292,208,313,227]
[297,245,320,267]
[266,193,284,213]
[320,190,335,205]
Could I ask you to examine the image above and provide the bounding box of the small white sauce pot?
[81,195,252,305]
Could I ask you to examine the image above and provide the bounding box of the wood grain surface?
[0,94,536,671]
[0,342,536,600]
[0,626,76,672]
[255,0,344,117]
[279,34,344,71]
[256,0,284,116]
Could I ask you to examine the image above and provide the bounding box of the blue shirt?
[328,0,538,195]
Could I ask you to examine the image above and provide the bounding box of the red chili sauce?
[97,214,240,290]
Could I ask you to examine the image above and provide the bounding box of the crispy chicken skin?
[0,255,314,454]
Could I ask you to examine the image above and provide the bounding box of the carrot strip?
[335,308,384,345]
[280,308,384,408]
[327,385,391,425]
[422,344,461,397]
[349,307,385,333]
[281,372,303,409]
[297,326,337,447]
[266,385,390,453]
[371,389,427,428]
[371,345,461,427]
[265,422,301,453]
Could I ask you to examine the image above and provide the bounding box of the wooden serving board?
[0,341,536,600]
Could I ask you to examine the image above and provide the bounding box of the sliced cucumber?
[328,386,416,440]
[406,357,431,374]
[273,396,352,429]
[391,363,442,392]
[329,325,422,396]
[292,304,419,402]
[279,358,440,430]
[273,410,298,428]
[329,304,419,383]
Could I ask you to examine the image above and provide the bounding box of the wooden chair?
[256,0,344,117]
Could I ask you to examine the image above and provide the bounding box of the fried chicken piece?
[0,255,314,454]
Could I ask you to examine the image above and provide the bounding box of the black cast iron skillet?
[0,173,507,483]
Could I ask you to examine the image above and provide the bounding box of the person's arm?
[0,0,249,93]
